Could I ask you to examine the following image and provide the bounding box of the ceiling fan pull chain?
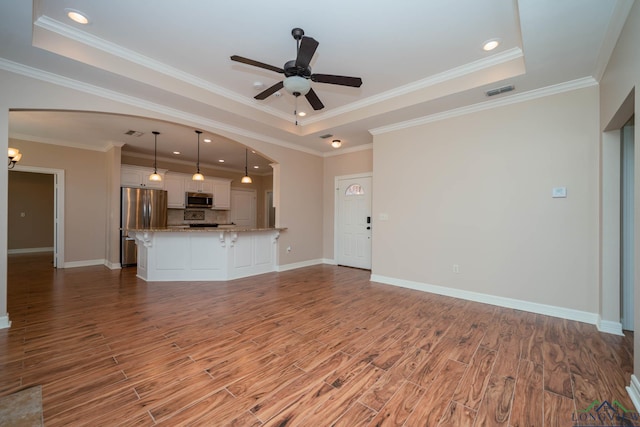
[294,96,298,126]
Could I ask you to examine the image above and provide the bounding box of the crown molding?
[9,132,115,152]
[592,0,634,82]
[33,16,294,123]
[305,47,524,125]
[322,143,373,158]
[370,76,598,135]
[0,58,324,157]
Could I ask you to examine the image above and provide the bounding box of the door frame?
[333,172,372,267]
[10,165,65,268]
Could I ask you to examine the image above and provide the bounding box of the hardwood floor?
[1,252,635,426]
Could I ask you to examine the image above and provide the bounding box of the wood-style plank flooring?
[1,252,635,426]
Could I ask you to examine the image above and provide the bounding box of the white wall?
[372,86,600,314]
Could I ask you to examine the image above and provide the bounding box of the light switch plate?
[552,187,567,198]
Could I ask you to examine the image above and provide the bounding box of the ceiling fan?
[230,28,363,111]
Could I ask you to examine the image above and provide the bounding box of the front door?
[336,175,372,269]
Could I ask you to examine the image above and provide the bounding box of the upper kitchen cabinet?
[185,178,214,194]
[164,173,185,208]
[121,165,165,189]
[211,178,231,210]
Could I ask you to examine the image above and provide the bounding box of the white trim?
[277,258,324,272]
[369,274,602,328]
[323,144,373,158]
[322,258,338,266]
[63,259,106,268]
[370,77,598,135]
[0,58,323,158]
[304,47,524,125]
[597,318,624,336]
[627,375,640,412]
[7,247,53,254]
[11,165,64,269]
[105,260,122,270]
[0,315,11,329]
[593,0,634,82]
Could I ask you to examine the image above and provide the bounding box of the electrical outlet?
[286,246,292,253]
[452,264,460,273]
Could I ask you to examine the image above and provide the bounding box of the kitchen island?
[126,227,285,282]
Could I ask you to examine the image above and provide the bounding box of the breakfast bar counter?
[126,227,285,282]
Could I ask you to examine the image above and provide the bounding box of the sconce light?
[8,147,22,169]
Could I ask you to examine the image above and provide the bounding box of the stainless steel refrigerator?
[120,187,167,266]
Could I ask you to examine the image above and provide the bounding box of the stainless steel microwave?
[185,192,213,208]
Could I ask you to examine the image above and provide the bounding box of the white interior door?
[230,189,256,227]
[336,175,372,269]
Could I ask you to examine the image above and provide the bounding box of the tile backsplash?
[168,209,230,225]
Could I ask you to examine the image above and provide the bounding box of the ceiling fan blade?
[305,88,324,110]
[311,74,363,87]
[230,55,284,74]
[295,37,319,69]
[254,81,284,100]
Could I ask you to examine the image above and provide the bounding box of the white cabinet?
[211,178,231,210]
[185,178,214,194]
[164,173,185,208]
[121,165,165,189]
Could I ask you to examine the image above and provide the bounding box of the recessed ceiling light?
[65,9,89,24]
[331,139,342,148]
[218,159,225,163]
[253,165,259,169]
[298,111,306,117]
[482,39,500,51]
[173,151,181,155]
[203,138,212,143]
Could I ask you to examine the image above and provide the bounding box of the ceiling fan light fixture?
[283,76,311,96]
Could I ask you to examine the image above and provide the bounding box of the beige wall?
[8,171,54,250]
[599,0,640,378]
[9,138,108,263]
[372,86,600,313]
[322,149,373,259]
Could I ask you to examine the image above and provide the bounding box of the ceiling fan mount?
[230,27,363,110]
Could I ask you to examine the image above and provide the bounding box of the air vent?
[319,133,333,139]
[485,85,515,97]
[124,130,144,137]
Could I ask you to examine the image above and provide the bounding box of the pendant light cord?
[152,131,159,172]
[195,130,202,173]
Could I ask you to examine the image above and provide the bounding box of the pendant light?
[241,148,252,184]
[192,130,204,181]
[148,131,162,182]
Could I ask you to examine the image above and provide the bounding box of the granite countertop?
[124,227,287,233]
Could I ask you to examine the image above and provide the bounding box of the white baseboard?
[277,258,324,272]
[0,315,11,329]
[104,260,122,270]
[369,274,606,330]
[627,375,640,412]
[597,318,624,336]
[62,259,107,269]
[322,258,338,265]
[7,247,54,254]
